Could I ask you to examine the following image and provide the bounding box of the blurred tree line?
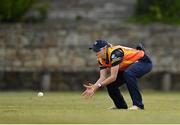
[134,0,180,24]
[0,0,179,24]
[0,0,49,22]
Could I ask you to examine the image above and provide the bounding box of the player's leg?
[123,58,152,109]
[106,72,128,109]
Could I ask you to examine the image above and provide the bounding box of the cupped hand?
[82,83,98,99]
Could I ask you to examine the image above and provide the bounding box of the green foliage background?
[0,0,34,22]
[133,0,180,24]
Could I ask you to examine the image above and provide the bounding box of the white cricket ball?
[37,92,44,97]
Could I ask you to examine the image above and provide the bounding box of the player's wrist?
[95,83,102,88]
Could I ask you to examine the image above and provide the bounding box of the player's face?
[96,48,106,58]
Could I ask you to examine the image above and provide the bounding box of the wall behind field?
[0,0,180,91]
[1,23,180,72]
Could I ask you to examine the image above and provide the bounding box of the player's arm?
[85,59,107,86]
[82,66,119,99]
[83,63,107,98]
[94,68,107,86]
[82,50,123,98]
[95,59,108,83]
[98,65,119,87]
[98,49,123,87]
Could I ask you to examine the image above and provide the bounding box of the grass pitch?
[0,91,180,124]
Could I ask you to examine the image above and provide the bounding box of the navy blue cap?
[89,39,108,52]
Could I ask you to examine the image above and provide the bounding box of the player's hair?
[107,43,112,47]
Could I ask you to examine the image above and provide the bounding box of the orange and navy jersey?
[98,48,123,70]
[98,45,144,71]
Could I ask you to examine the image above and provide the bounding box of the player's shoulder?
[110,48,124,59]
[112,48,123,54]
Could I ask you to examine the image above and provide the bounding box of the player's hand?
[82,83,98,99]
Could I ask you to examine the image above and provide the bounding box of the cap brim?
[89,44,101,52]
[89,47,93,50]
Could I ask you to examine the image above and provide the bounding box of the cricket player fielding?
[82,39,152,110]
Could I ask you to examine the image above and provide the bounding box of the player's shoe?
[128,105,142,110]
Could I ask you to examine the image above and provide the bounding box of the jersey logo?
[111,57,121,64]
[111,54,117,59]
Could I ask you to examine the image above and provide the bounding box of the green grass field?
[0,91,180,124]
